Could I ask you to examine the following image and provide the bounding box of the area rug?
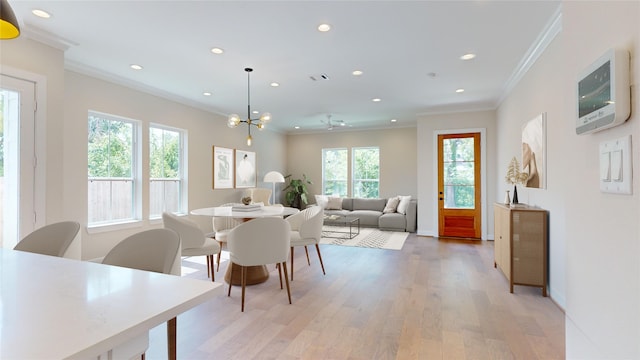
[320,226,408,250]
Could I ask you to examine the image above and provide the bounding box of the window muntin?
[88,112,138,225]
[149,124,184,218]
[352,147,379,198]
[322,148,347,197]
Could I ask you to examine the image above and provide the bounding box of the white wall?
[416,110,497,238]
[286,127,418,202]
[1,37,287,260]
[497,1,640,358]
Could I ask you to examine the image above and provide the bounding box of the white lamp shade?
[263,171,285,183]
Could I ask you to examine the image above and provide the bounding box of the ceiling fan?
[321,114,347,131]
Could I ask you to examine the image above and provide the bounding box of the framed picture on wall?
[213,146,234,189]
[235,150,256,188]
[522,112,547,189]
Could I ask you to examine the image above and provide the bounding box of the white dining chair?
[162,212,221,281]
[100,228,181,360]
[13,221,81,257]
[226,217,292,312]
[211,203,242,272]
[285,205,325,281]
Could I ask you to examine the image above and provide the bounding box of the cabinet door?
[512,211,544,285]
[494,206,511,280]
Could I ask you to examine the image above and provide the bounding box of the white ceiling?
[8,0,561,133]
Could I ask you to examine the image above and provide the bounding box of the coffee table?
[323,214,360,239]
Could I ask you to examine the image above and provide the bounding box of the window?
[322,147,380,198]
[352,147,379,198]
[322,148,347,197]
[149,124,185,218]
[88,112,139,226]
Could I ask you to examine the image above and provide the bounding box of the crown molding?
[21,23,77,51]
[498,5,562,106]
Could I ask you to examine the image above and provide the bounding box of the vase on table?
[504,190,511,205]
[512,185,519,204]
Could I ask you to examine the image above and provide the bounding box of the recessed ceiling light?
[352,70,363,76]
[32,9,51,18]
[203,92,212,96]
[252,110,259,114]
[456,88,465,93]
[372,98,381,102]
[391,119,397,123]
[318,23,331,32]
[294,126,300,129]
[130,64,143,70]
[270,82,280,87]
[210,47,224,54]
[460,53,476,60]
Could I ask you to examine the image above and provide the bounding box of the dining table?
[191,204,299,285]
[0,247,222,359]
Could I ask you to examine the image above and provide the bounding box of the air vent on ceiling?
[309,73,330,81]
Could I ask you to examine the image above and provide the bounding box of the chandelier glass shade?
[227,68,271,146]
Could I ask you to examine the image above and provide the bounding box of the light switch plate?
[599,135,632,194]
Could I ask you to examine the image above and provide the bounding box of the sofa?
[316,196,417,232]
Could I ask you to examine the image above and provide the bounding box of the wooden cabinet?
[493,203,548,296]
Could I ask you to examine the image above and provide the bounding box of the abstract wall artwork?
[213,146,234,189]
[521,113,547,189]
[235,150,256,188]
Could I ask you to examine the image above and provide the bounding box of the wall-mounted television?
[576,48,631,135]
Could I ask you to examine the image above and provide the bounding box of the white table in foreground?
[0,248,222,359]
[190,205,299,218]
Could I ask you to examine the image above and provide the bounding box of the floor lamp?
[263,171,285,205]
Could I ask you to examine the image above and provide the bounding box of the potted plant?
[505,156,528,204]
[283,174,312,209]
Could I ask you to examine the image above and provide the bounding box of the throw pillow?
[325,197,343,210]
[383,196,400,213]
[315,195,328,209]
[397,195,411,215]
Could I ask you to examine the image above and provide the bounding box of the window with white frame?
[322,148,348,197]
[149,124,185,218]
[352,147,380,198]
[88,112,139,226]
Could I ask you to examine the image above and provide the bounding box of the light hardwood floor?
[145,235,565,359]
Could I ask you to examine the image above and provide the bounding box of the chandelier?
[227,68,271,146]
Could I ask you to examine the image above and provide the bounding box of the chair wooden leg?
[216,251,222,272]
[290,246,295,281]
[167,317,177,360]
[277,263,283,289]
[241,266,246,312]
[206,255,211,278]
[281,262,292,304]
[304,245,310,265]
[227,263,233,296]
[315,244,326,275]
[209,255,215,282]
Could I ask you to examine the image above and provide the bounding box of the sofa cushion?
[397,196,411,214]
[315,195,328,209]
[352,198,386,212]
[379,213,406,231]
[383,196,400,213]
[350,210,382,227]
[325,197,343,210]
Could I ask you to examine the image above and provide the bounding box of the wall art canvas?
[235,150,256,188]
[522,113,546,189]
[213,146,234,189]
